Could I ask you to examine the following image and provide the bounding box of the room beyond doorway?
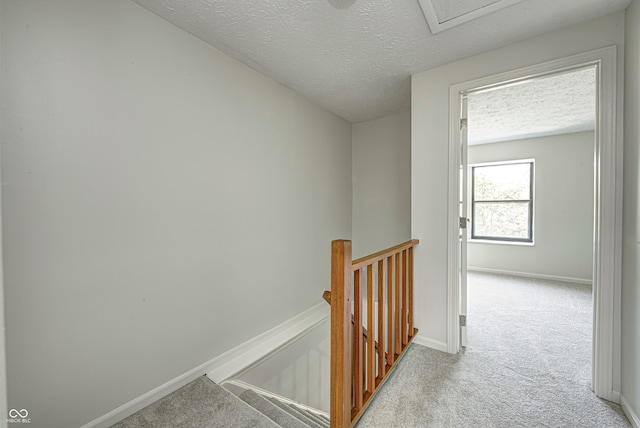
[465,67,596,285]
[461,66,596,357]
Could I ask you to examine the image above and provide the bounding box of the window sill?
[468,239,534,247]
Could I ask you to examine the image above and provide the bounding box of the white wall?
[622,1,640,424]
[352,112,411,258]
[411,12,624,376]
[0,1,352,427]
[468,132,594,283]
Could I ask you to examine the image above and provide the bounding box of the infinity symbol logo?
[8,408,28,418]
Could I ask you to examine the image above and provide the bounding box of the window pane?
[474,163,530,201]
[474,202,530,240]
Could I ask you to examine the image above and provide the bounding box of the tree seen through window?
[471,161,533,242]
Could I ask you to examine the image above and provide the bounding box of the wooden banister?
[330,240,353,428]
[327,239,419,428]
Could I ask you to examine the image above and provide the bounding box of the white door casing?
[460,95,468,349]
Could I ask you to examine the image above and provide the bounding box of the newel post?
[330,240,353,428]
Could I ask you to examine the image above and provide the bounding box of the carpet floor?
[112,377,279,428]
[355,272,631,427]
[111,376,330,427]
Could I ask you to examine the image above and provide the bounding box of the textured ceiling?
[468,67,596,145]
[131,0,629,123]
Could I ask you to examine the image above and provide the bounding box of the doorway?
[447,46,621,402]
[461,65,596,346]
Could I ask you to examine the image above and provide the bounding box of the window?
[471,160,534,243]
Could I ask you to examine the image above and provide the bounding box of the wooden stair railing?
[324,239,419,428]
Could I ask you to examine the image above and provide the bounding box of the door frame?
[446,46,621,402]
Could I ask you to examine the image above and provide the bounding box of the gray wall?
[468,132,594,283]
[0,1,352,427]
[622,0,640,421]
[352,112,411,258]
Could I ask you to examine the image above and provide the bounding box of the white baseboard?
[80,302,330,428]
[412,334,448,353]
[467,267,592,285]
[621,395,640,428]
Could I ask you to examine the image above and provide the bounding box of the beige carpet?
[356,272,631,427]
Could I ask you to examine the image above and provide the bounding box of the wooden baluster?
[409,247,414,336]
[387,256,394,366]
[402,250,409,347]
[353,268,364,411]
[377,260,385,381]
[367,264,375,394]
[330,240,352,428]
[395,253,401,357]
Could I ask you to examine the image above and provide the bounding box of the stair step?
[310,411,330,427]
[239,390,311,428]
[112,376,278,428]
[267,397,324,428]
[286,404,329,428]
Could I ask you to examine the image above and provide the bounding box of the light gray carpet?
[111,376,328,428]
[356,272,631,427]
[239,390,309,428]
[266,397,325,428]
[112,376,278,428]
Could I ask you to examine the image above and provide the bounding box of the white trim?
[417,0,526,34]
[79,303,330,428]
[447,86,463,354]
[221,379,330,419]
[621,395,640,428]
[206,303,329,382]
[447,46,621,401]
[467,267,592,285]
[413,333,449,353]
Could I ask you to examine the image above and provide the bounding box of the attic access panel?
[418,0,526,33]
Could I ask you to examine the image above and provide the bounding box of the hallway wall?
[352,111,411,258]
[0,1,352,427]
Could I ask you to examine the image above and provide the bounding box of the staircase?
[112,376,329,428]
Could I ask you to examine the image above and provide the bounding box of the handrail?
[326,239,419,428]
[351,239,419,271]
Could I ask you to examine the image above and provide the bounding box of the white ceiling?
[131,0,629,123]
[468,67,596,145]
